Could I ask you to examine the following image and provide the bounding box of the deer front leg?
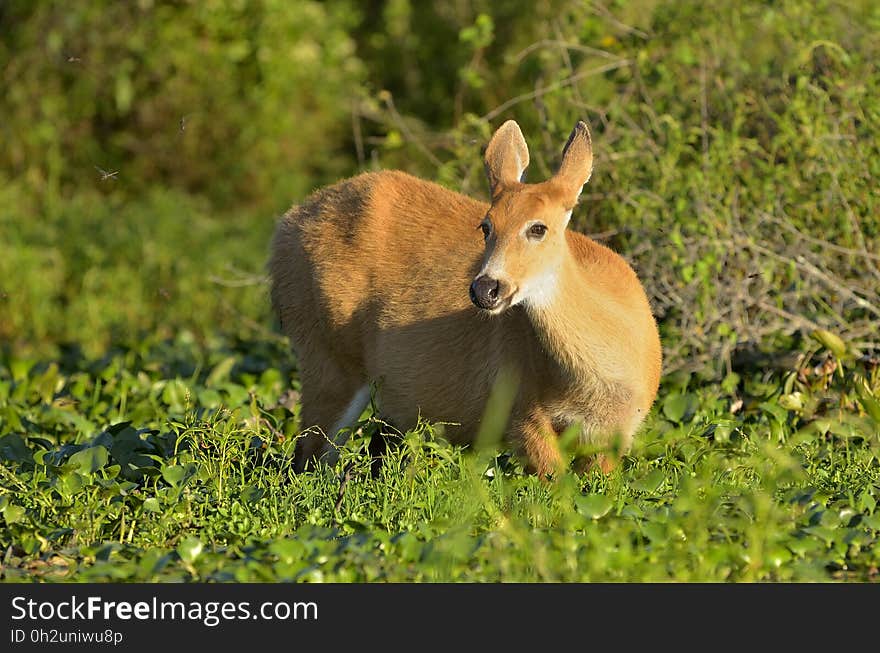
[512,409,564,479]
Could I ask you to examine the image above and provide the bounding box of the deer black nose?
[470,275,501,310]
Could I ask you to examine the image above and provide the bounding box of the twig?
[207,274,268,288]
[761,212,880,262]
[795,255,880,319]
[333,462,355,518]
[510,39,622,64]
[833,175,880,281]
[380,92,442,167]
[94,166,118,181]
[554,21,585,108]
[207,264,268,288]
[738,236,880,319]
[700,57,709,173]
[755,300,822,332]
[480,60,630,123]
[586,228,619,242]
[590,2,651,39]
[351,100,365,169]
[216,296,281,340]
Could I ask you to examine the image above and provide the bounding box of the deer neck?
[523,244,620,384]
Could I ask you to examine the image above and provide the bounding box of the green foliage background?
[1,1,879,582]
[2,0,878,368]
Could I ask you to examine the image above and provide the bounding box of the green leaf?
[109,426,144,467]
[241,485,265,504]
[631,469,665,494]
[778,392,805,412]
[853,376,880,423]
[394,532,423,562]
[10,358,34,382]
[176,536,203,563]
[33,362,61,403]
[206,356,237,387]
[862,514,880,531]
[68,445,109,474]
[115,72,134,113]
[0,406,23,433]
[160,462,196,488]
[663,393,695,423]
[162,379,190,412]
[575,494,614,520]
[459,14,494,48]
[138,550,172,578]
[198,388,223,408]
[640,521,667,544]
[2,503,26,525]
[57,471,85,496]
[161,464,185,487]
[766,545,792,567]
[142,497,161,513]
[801,526,838,546]
[0,433,31,463]
[721,372,741,394]
[219,382,249,406]
[759,401,789,425]
[384,130,403,149]
[810,329,847,358]
[270,538,306,563]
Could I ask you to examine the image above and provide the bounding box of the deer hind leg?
[512,409,564,480]
[294,355,369,472]
[572,410,641,475]
[574,426,632,475]
[572,452,618,475]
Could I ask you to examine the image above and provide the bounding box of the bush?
[1,0,878,374]
[0,0,364,212]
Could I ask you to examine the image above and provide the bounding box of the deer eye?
[527,223,547,240]
[479,221,492,240]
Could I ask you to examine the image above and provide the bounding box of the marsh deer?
[270,119,661,477]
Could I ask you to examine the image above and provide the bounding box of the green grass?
[1,328,879,582]
[2,1,879,583]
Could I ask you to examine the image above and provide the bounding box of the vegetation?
[1,1,878,582]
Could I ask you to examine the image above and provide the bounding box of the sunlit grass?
[1,332,878,582]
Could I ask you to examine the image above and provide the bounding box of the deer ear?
[484,120,530,197]
[555,120,593,203]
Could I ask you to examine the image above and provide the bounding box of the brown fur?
[269,120,662,477]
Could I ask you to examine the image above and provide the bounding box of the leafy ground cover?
[1,329,878,581]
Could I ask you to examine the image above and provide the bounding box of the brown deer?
[269,119,661,477]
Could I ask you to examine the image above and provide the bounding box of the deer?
[269,119,662,478]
